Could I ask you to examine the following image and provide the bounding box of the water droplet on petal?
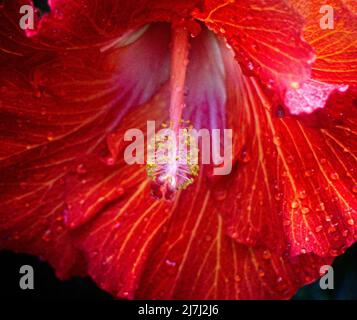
[105,157,115,166]
[315,225,323,233]
[298,190,307,199]
[330,172,339,180]
[47,132,54,141]
[276,105,285,118]
[347,218,355,226]
[76,163,87,175]
[273,136,281,146]
[213,190,228,201]
[283,220,291,226]
[327,226,336,233]
[352,185,357,194]
[263,250,271,260]
[274,193,283,201]
[165,259,177,267]
[239,146,251,163]
[247,61,254,71]
[291,200,299,209]
[304,169,315,177]
[337,85,349,92]
[258,270,265,278]
[42,230,52,242]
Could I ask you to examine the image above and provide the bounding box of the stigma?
[146,24,199,200]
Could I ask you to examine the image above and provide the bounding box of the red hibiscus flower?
[0,0,356,299]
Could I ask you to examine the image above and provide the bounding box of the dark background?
[0,242,356,300]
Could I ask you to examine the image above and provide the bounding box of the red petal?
[291,0,357,84]
[194,0,315,90]
[220,43,357,257]
[0,21,170,276]
[14,0,201,47]
[136,174,332,299]
[1,1,356,300]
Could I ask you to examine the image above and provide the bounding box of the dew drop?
[262,250,271,260]
[291,200,299,209]
[276,105,285,118]
[225,42,232,50]
[330,172,339,180]
[315,225,323,233]
[329,249,339,256]
[283,220,291,226]
[352,185,357,194]
[213,189,228,201]
[327,226,336,233]
[304,169,315,177]
[301,207,310,215]
[239,146,251,163]
[286,156,294,164]
[105,156,115,166]
[273,136,281,146]
[347,218,355,226]
[258,271,265,278]
[76,163,87,175]
[247,61,254,71]
[42,229,52,242]
[47,132,54,141]
[274,193,283,201]
[34,89,42,98]
[55,226,64,233]
[116,187,125,197]
[165,259,177,267]
[298,190,307,199]
[316,202,325,211]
